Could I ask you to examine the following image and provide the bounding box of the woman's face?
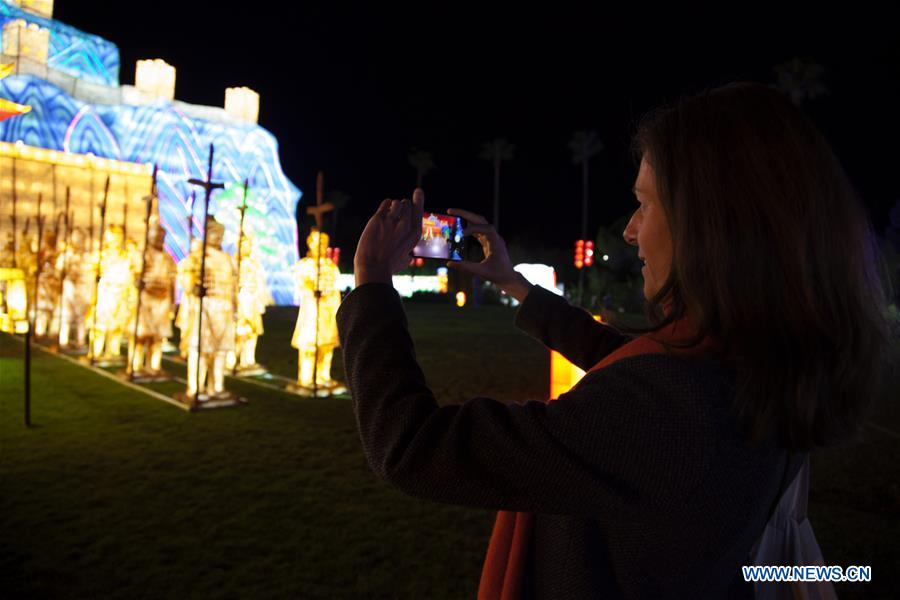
[623,156,673,301]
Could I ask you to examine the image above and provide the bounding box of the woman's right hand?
[445,208,520,288]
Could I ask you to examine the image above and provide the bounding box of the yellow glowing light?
[455,291,466,307]
[549,313,604,399]
[0,268,28,333]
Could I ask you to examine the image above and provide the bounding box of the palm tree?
[569,130,604,241]
[408,148,435,188]
[478,138,515,234]
[772,56,830,107]
[569,130,604,306]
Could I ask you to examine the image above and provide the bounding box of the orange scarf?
[478,305,719,599]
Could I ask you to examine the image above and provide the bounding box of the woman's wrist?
[501,272,534,303]
[354,264,392,287]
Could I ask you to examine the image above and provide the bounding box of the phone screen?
[411,213,468,261]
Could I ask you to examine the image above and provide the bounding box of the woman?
[336,81,893,598]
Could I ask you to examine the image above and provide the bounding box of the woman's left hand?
[353,188,425,286]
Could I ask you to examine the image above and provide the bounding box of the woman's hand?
[445,208,533,301]
[354,188,425,287]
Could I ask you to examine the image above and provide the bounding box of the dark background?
[54,3,900,264]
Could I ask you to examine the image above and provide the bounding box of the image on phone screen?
[411,213,467,261]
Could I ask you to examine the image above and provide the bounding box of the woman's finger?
[446,207,488,225]
[400,198,413,232]
[412,189,425,229]
[406,202,421,243]
[376,198,391,216]
[463,223,495,235]
[446,260,483,277]
[387,199,403,220]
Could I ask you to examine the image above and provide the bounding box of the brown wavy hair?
[610,81,894,453]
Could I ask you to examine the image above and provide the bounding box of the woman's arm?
[336,282,714,518]
[513,283,630,372]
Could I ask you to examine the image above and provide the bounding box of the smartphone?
[411,212,468,261]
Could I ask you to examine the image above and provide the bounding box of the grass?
[1,301,897,599]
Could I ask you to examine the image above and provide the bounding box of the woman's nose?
[623,222,638,246]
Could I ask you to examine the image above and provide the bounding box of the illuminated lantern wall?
[0,4,304,304]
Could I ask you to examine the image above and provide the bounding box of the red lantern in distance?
[584,240,594,267]
[574,239,584,269]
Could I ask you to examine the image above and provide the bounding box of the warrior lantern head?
[240,235,253,257]
[70,227,86,250]
[306,228,329,258]
[149,220,166,250]
[206,219,226,247]
[104,225,124,249]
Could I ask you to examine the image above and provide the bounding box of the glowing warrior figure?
[232,235,272,372]
[129,220,176,375]
[291,228,341,389]
[176,220,236,397]
[34,229,63,337]
[16,230,38,311]
[0,231,14,267]
[89,225,134,359]
[59,228,97,347]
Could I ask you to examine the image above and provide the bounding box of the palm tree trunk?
[581,157,589,240]
[577,157,589,306]
[493,159,501,232]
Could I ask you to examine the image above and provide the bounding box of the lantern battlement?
[225,87,259,125]
[7,0,52,18]
[2,18,49,64]
[134,59,175,102]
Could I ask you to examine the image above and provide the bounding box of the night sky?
[54,3,900,266]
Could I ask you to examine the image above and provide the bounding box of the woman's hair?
[611,80,894,453]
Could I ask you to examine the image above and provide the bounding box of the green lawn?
[1,302,897,599]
